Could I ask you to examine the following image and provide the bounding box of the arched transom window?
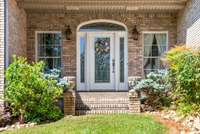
[79,22,126,32]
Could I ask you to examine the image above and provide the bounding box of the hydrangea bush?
[44,69,69,90]
[133,70,172,111]
[134,70,171,92]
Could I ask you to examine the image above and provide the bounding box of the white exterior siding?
[186,18,200,50]
[177,0,200,50]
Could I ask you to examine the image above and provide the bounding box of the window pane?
[160,46,167,56]
[144,34,154,45]
[143,33,167,75]
[144,58,161,70]
[45,46,61,57]
[144,33,167,47]
[144,46,167,57]
[38,45,46,57]
[156,34,167,46]
[120,37,125,83]
[55,34,62,44]
[39,58,54,70]
[37,33,62,70]
[53,58,61,69]
[39,58,61,70]
[80,36,86,83]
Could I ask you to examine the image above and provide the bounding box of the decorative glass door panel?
[95,37,110,83]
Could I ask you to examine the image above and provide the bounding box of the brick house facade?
[0,0,200,113]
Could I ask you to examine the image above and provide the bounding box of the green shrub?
[166,46,200,115]
[5,56,63,123]
[134,70,171,111]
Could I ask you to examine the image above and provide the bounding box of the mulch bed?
[153,115,189,134]
[146,110,200,134]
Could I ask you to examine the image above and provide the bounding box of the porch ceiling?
[17,0,188,12]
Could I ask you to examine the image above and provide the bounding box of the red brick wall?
[8,0,27,63]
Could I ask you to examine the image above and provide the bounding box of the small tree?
[166,46,200,115]
[5,56,63,123]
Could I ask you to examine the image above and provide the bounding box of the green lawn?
[2,114,167,134]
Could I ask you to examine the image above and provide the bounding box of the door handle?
[112,59,115,73]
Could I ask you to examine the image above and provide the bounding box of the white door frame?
[76,20,128,91]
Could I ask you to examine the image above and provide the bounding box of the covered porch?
[8,0,187,91]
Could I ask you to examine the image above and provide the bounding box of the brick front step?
[75,92,130,115]
[76,105,129,110]
[76,110,130,115]
[76,100,129,104]
[64,91,140,115]
[76,92,129,97]
[76,98,129,101]
[76,103,129,108]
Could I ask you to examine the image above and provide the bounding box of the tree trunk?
[19,113,24,124]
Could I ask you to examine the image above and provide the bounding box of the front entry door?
[89,33,115,90]
[77,31,128,91]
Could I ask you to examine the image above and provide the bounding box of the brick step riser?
[75,105,129,110]
[76,110,130,115]
[76,105,129,108]
[76,108,129,111]
[76,100,129,102]
[76,102,129,105]
[76,99,129,101]
[76,93,128,95]
[76,94,129,100]
[76,97,128,99]
[76,101,129,110]
[76,104,129,107]
[76,96,128,98]
[76,97,128,101]
[76,100,129,104]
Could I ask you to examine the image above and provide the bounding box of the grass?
[2,114,167,134]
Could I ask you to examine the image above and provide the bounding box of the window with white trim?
[36,32,62,70]
[143,32,168,75]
